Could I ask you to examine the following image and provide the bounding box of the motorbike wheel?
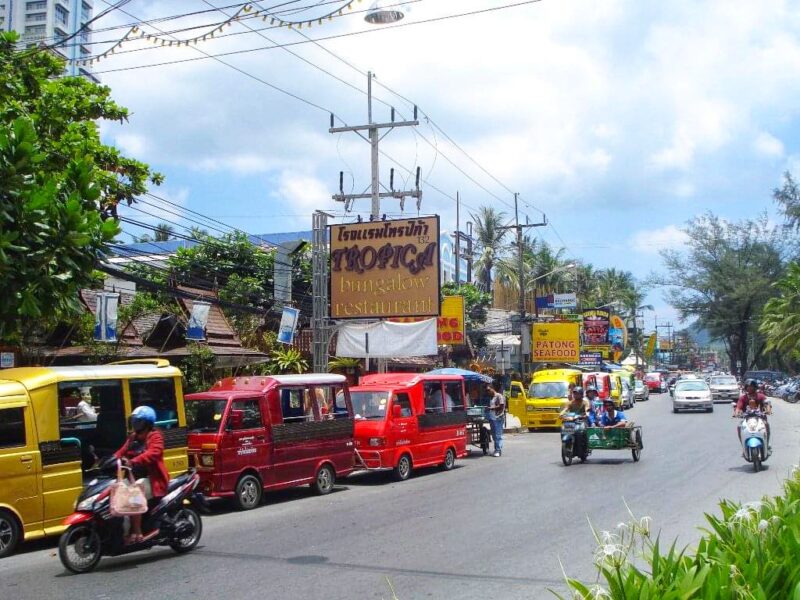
[789,393,800,404]
[170,507,203,553]
[561,443,574,466]
[58,525,102,574]
[753,452,762,473]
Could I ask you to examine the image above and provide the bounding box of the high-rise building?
[0,0,96,81]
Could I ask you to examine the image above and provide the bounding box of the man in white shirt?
[75,392,97,422]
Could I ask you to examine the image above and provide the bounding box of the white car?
[708,375,740,403]
[672,380,713,413]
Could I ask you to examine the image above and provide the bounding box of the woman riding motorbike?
[114,405,169,544]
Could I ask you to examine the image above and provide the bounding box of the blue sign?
[277,307,300,344]
[579,351,602,366]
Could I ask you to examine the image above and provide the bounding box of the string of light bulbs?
[73,0,363,67]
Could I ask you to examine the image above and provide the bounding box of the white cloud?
[115,133,147,158]
[630,225,690,255]
[754,132,784,158]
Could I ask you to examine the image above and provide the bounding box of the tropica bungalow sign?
[329,216,441,319]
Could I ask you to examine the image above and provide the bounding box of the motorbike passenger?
[734,379,772,448]
[584,386,600,425]
[560,386,590,420]
[114,405,169,544]
[599,400,628,429]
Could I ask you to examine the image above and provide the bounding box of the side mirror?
[392,404,402,418]
[228,409,244,430]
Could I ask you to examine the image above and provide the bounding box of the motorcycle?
[58,460,206,574]
[561,413,590,466]
[737,410,770,473]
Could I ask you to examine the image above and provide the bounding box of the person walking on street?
[487,386,505,457]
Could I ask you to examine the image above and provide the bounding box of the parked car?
[633,379,649,401]
[672,380,713,413]
[708,375,740,403]
[644,372,665,393]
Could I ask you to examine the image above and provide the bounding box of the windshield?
[645,374,660,381]
[530,382,568,399]
[675,382,708,392]
[711,377,737,385]
[634,380,644,389]
[351,390,391,419]
[185,399,227,433]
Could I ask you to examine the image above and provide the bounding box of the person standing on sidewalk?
[487,386,505,457]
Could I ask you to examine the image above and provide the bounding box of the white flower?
[757,519,769,532]
[769,515,782,525]
[594,543,627,568]
[588,585,611,600]
[638,516,652,536]
[731,507,755,524]
[599,530,620,544]
[743,501,763,512]
[616,522,628,530]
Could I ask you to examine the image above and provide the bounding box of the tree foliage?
[470,206,508,292]
[656,212,784,374]
[0,32,161,342]
[442,281,491,347]
[760,262,800,358]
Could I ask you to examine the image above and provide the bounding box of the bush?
[554,468,800,599]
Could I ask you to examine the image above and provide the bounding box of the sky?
[83,0,800,333]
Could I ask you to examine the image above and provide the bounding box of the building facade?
[439,231,470,286]
[0,0,95,79]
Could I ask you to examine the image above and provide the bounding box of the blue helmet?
[130,405,156,431]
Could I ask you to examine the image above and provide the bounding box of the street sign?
[579,352,602,366]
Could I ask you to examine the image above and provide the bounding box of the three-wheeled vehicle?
[185,374,354,510]
[350,373,467,480]
[561,419,643,465]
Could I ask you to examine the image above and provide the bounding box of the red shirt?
[114,429,170,498]
[735,392,768,413]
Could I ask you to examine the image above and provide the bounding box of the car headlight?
[526,405,534,412]
[199,454,215,467]
[76,493,100,511]
[368,437,385,447]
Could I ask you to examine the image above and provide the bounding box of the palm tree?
[761,262,800,355]
[154,223,175,242]
[471,207,508,292]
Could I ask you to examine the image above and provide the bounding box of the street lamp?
[364,1,405,24]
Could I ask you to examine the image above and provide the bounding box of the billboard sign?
[329,217,440,319]
[390,295,466,345]
[532,322,580,363]
[582,309,610,346]
[277,306,300,345]
[579,351,603,366]
[535,292,577,310]
[645,333,657,358]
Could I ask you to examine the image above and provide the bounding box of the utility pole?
[498,193,546,375]
[452,193,474,285]
[455,192,460,284]
[328,72,422,373]
[330,72,421,217]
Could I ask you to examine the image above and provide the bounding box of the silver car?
[672,380,713,413]
[634,379,649,401]
[708,375,739,403]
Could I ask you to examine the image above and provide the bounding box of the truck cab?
[350,373,467,481]
[523,368,583,431]
[185,374,354,510]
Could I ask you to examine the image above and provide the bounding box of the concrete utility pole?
[330,72,421,217]
[498,194,546,374]
[327,72,422,373]
[452,193,475,284]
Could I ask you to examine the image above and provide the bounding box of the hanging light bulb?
[364,1,404,24]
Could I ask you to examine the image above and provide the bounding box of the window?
[27,12,46,21]
[308,385,348,419]
[25,24,45,34]
[280,388,308,423]
[26,1,46,10]
[185,399,226,433]
[444,382,464,412]
[230,399,262,430]
[55,4,69,25]
[424,381,444,414]
[329,385,348,416]
[58,380,125,456]
[393,393,413,417]
[129,378,178,428]
[0,407,26,449]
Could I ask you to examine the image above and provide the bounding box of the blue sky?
[91,0,800,332]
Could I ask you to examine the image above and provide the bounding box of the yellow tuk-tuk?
[0,360,188,557]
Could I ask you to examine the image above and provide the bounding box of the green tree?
[0,32,161,342]
[656,212,785,375]
[471,206,508,292]
[153,223,175,242]
[760,262,800,358]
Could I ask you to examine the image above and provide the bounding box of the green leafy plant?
[182,343,216,393]
[271,347,308,374]
[554,468,800,599]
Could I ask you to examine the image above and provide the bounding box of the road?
[2,393,799,600]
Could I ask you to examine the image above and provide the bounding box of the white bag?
[109,460,147,516]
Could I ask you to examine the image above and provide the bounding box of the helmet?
[130,405,156,432]
[603,399,615,408]
[744,378,759,389]
[585,385,598,395]
[572,386,584,396]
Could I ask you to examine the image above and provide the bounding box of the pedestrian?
[487,386,505,457]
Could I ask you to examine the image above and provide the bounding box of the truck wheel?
[441,448,456,471]
[0,510,20,559]
[393,454,412,481]
[312,464,336,495]
[234,474,262,510]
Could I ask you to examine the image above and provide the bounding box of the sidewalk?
[504,414,525,433]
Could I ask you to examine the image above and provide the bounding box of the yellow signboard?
[644,333,657,358]
[532,322,580,363]
[329,217,440,319]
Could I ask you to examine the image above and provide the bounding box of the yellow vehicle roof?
[532,368,582,381]
[0,361,182,392]
[0,379,29,401]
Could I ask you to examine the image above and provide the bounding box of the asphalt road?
[3,393,799,600]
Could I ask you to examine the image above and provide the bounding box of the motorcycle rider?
[114,406,169,544]
[560,386,590,420]
[734,379,772,449]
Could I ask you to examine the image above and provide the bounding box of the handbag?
[109,460,148,516]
